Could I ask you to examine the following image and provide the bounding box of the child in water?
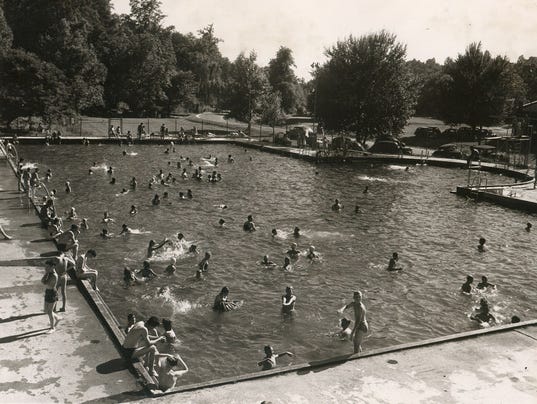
[257,345,294,370]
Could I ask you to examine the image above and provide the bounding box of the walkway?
[0,155,141,403]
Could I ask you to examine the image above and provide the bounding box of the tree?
[439,43,512,135]
[406,58,443,117]
[259,91,284,131]
[129,0,165,31]
[0,49,69,126]
[315,31,416,144]
[226,52,268,134]
[0,6,13,56]
[515,56,537,102]
[268,47,304,114]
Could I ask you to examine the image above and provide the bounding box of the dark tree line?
[1,0,536,140]
[0,0,306,127]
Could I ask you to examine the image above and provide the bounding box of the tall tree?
[268,46,304,114]
[515,56,537,102]
[0,49,69,126]
[0,6,13,56]
[315,31,416,144]
[226,52,268,134]
[406,58,443,117]
[438,43,512,133]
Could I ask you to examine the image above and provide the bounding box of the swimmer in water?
[271,228,278,237]
[363,186,369,194]
[195,269,203,280]
[243,215,256,232]
[332,198,342,211]
[179,192,186,200]
[261,255,276,267]
[283,257,292,271]
[120,188,129,194]
[387,252,402,271]
[476,276,495,290]
[81,218,89,230]
[152,194,161,206]
[163,191,169,199]
[337,318,352,341]
[212,286,239,311]
[354,205,361,213]
[218,219,226,227]
[187,189,193,199]
[107,166,113,175]
[67,207,77,220]
[188,244,198,254]
[123,150,127,156]
[65,181,72,193]
[526,222,532,232]
[123,267,140,286]
[165,258,176,274]
[257,345,293,371]
[119,224,132,235]
[181,168,187,178]
[110,177,116,184]
[228,154,234,163]
[470,298,496,325]
[198,252,212,272]
[286,243,300,259]
[88,169,93,175]
[461,275,474,294]
[147,238,169,258]
[102,211,114,223]
[100,228,112,239]
[293,226,300,237]
[306,246,318,260]
[130,177,137,190]
[281,286,296,314]
[137,260,158,279]
[176,233,185,243]
[130,205,137,215]
[478,237,486,252]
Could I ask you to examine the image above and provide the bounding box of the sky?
[112,0,537,79]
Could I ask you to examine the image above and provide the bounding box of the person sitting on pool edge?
[122,316,166,377]
[243,215,256,232]
[387,252,402,271]
[257,345,294,371]
[155,352,188,391]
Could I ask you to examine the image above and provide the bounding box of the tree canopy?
[315,31,416,144]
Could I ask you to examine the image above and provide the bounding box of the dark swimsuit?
[45,288,58,303]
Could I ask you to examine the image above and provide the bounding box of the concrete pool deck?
[2,139,537,403]
[0,157,143,403]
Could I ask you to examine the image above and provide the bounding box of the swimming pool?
[19,143,537,384]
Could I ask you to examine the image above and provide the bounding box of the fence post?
[80,118,82,137]
[175,119,177,133]
[147,119,150,135]
[201,120,204,133]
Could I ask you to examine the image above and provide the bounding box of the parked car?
[274,132,292,146]
[414,127,441,139]
[442,128,458,139]
[431,144,464,159]
[368,139,412,155]
[331,136,366,151]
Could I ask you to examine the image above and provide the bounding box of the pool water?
[19,143,537,384]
